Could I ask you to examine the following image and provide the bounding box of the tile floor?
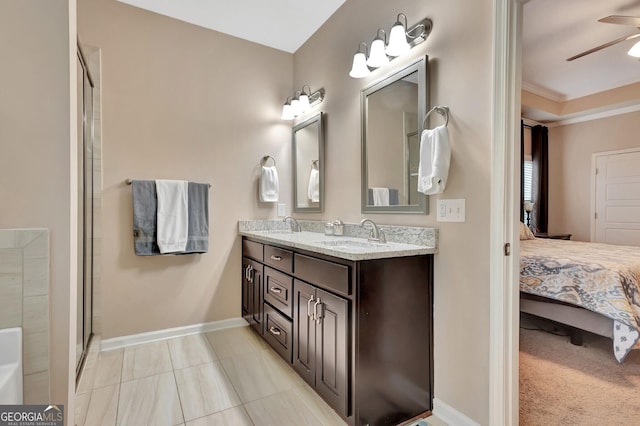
[75,326,443,426]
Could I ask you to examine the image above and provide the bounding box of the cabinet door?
[250,262,264,335]
[241,257,252,324]
[315,288,349,416]
[293,280,316,386]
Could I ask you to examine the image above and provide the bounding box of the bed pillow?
[519,222,536,240]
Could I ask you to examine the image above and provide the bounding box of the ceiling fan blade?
[598,15,640,26]
[566,32,640,61]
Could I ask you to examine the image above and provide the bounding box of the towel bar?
[126,179,211,188]
[422,105,449,128]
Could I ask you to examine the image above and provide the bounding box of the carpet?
[519,315,640,425]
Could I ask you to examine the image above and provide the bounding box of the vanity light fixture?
[367,30,389,68]
[349,42,371,78]
[349,13,433,78]
[280,86,324,120]
[628,40,640,57]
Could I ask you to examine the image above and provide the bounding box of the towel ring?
[422,105,449,129]
[311,159,319,170]
[261,155,276,167]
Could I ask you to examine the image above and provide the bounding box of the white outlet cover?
[277,203,286,217]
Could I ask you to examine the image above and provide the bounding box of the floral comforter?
[520,238,640,362]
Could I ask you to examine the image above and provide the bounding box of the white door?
[594,149,640,246]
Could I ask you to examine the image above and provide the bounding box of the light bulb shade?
[349,52,370,78]
[523,201,534,213]
[628,40,640,57]
[386,23,410,57]
[290,98,300,116]
[367,38,389,68]
[281,103,295,120]
[298,93,310,112]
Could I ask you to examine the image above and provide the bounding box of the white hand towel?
[155,179,189,253]
[371,187,390,206]
[308,168,320,202]
[260,166,279,202]
[417,125,451,195]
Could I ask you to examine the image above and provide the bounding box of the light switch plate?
[437,198,466,222]
[277,203,286,217]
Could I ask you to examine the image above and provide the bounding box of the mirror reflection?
[293,112,324,212]
[361,57,428,213]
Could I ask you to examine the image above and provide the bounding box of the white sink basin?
[313,239,390,250]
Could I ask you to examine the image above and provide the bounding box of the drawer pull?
[270,287,282,294]
[269,326,282,336]
[307,295,315,318]
[270,255,283,261]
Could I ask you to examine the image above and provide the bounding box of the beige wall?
[294,0,493,422]
[0,0,76,421]
[548,110,640,241]
[78,0,293,339]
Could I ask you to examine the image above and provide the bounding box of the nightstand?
[534,232,572,240]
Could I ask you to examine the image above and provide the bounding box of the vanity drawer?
[264,245,293,273]
[263,303,293,363]
[264,267,293,318]
[242,239,263,262]
[294,254,351,297]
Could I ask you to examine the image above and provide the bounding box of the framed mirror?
[361,56,428,214]
[293,112,324,213]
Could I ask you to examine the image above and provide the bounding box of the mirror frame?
[361,56,428,214]
[292,112,324,213]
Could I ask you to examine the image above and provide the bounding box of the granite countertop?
[238,220,438,261]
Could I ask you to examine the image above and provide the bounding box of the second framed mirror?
[293,112,324,213]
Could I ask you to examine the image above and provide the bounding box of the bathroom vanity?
[240,222,437,426]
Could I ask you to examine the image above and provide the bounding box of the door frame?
[590,147,640,241]
[490,0,526,424]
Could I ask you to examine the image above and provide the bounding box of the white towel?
[417,125,451,195]
[371,187,390,206]
[308,168,320,202]
[155,179,189,253]
[259,166,279,202]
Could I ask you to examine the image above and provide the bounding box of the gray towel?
[132,180,161,255]
[183,182,209,253]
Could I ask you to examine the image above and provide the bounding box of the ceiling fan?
[567,15,640,61]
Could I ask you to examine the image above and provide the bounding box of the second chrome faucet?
[360,218,386,243]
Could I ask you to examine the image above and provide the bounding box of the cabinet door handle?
[313,298,322,324]
[268,326,281,336]
[248,266,254,283]
[270,255,282,261]
[244,266,249,281]
[307,295,315,319]
[270,287,282,294]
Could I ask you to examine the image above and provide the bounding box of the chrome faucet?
[283,216,301,232]
[360,218,386,243]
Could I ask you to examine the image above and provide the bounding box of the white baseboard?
[100,317,248,351]
[433,398,480,426]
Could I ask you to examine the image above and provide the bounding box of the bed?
[519,236,640,362]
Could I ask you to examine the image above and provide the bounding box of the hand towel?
[260,166,279,202]
[155,179,189,254]
[183,182,209,254]
[308,168,320,202]
[417,125,451,195]
[371,187,390,206]
[131,180,161,256]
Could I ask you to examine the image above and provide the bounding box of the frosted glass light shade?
[290,98,300,116]
[628,40,640,57]
[349,52,370,78]
[367,38,389,68]
[386,23,410,57]
[281,103,295,120]
[298,93,310,112]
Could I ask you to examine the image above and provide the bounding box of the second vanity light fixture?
[349,13,433,78]
[281,85,324,120]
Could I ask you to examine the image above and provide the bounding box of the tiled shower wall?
[0,229,50,403]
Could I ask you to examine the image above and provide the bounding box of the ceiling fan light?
[628,40,640,57]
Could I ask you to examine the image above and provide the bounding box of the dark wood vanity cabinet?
[293,279,349,416]
[241,257,263,335]
[241,236,433,426]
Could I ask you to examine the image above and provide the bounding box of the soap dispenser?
[333,219,344,236]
